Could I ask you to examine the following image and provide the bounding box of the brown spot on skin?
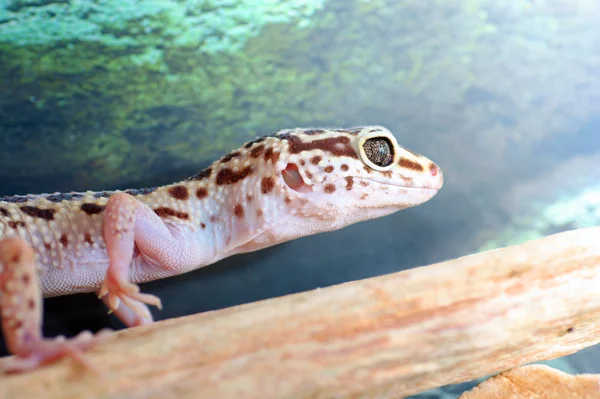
[20,206,55,220]
[300,160,306,166]
[200,223,206,229]
[22,274,30,285]
[399,175,414,185]
[234,204,244,218]
[0,208,8,217]
[399,158,424,172]
[360,193,368,200]
[345,176,354,191]
[210,215,218,223]
[324,184,336,194]
[341,164,349,172]
[28,298,35,310]
[305,170,313,179]
[84,233,93,245]
[363,166,372,173]
[284,196,291,204]
[11,253,20,264]
[81,203,105,215]
[261,176,275,194]
[250,145,265,158]
[283,135,358,158]
[187,167,212,181]
[7,221,25,229]
[44,242,52,250]
[256,209,263,218]
[382,171,393,179]
[59,234,69,248]
[324,165,334,173]
[246,195,253,203]
[196,187,208,199]
[154,207,189,220]
[168,185,189,200]
[264,148,279,163]
[310,155,322,165]
[566,327,574,333]
[216,166,253,185]
[359,181,369,187]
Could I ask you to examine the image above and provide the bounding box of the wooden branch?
[2,227,600,399]
[460,364,600,398]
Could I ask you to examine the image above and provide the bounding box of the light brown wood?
[460,364,600,398]
[2,227,600,399]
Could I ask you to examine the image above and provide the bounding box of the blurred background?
[1,0,599,396]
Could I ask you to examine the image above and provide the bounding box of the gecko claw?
[98,275,161,324]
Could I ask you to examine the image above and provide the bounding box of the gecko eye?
[362,137,394,167]
[356,126,399,171]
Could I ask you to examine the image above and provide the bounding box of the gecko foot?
[98,273,162,324]
[1,329,112,374]
[1,237,112,374]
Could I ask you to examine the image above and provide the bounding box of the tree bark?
[2,227,600,399]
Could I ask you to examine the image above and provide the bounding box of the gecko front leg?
[0,238,110,373]
[98,192,199,326]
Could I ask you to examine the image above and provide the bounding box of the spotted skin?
[0,126,443,373]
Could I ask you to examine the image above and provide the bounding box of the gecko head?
[273,126,443,226]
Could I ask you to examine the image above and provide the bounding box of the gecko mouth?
[359,175,440,192]
[282,163,313,193]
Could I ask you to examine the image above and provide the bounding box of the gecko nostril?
[429,163,439,176]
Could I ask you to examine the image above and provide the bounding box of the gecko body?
[0,126,442,372]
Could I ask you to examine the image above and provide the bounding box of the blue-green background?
[2,0,600,396]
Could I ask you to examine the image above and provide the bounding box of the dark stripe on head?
[283,135,357,158]
[399,158,424,172]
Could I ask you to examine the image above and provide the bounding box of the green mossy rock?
[1,0,598,197]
